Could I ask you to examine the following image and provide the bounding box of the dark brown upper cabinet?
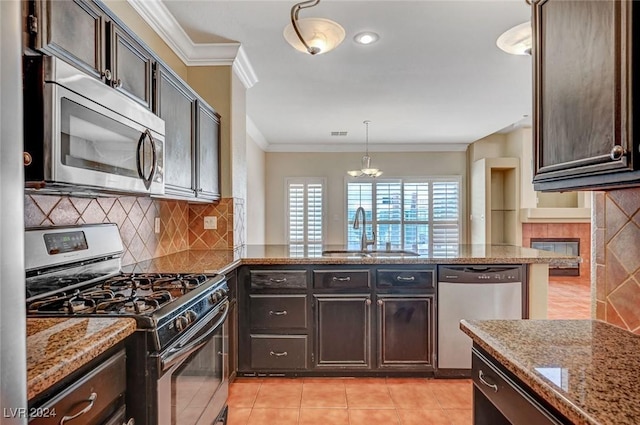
[532,0,639,191]
[155,63,221,202]
[31,0,154,109]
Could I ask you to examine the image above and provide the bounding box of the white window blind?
[286,178,325,244]
[346,178,461,255]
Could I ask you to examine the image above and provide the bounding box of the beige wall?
[265,151,467,245]
[102,0,187,79]
[246,134,266,244]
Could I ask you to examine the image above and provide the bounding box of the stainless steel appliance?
[437,265,525,373]
[25,224,229,425]
[22,55,165,195]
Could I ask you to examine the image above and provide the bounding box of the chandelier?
[348,121,383,178]
[283,0,345,55]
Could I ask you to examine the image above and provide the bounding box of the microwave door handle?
[136,129,157,190]
[161,300,229,371]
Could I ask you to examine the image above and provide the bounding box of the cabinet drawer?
[250,295,307,329]
[250,335,308,370]
[250,270,307,289]
[472,348,563,425]
[313,270,370,289]
[377,269,434,289]
[31,349,126,425]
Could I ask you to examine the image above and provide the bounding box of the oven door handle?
[161,300,229,371]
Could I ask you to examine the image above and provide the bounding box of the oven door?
[157,300,230,425]
[43,59,165,195]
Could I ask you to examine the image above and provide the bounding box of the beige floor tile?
[299,408,350,425]
[246,408,299,425]
[226,407,251,425]
[227,382,261,408]
[397,409,452,425]
[301,386,348,408]
[388,384,441,409]
[429,381,473,409]
[446,409,473,425]
[349,408,401,425]
[346,385,395,409]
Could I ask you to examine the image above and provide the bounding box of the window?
[286,178,325,255]
[346,178,461,256]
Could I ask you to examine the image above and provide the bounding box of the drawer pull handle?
[396,276,415,281]
[478,370,498,392]
[332,276,351,282]
[60,392,97,424]
[268,278,287,283]
[269,310,288,316]
[270,351,288,357]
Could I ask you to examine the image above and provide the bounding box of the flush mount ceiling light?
[283,0,345,55]
[348,121,383,178]
[497,21,532,55]
[354,31,379,45]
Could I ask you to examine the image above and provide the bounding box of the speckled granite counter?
[27,317,136,401]
[460,319,640,425]
[124,244,576,274]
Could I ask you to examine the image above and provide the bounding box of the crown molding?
[246,116,270,151]
[127,0,258,89]
[266,143,470,153]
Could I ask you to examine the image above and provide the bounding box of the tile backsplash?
[594,189,640,334]
[25,194,237,265]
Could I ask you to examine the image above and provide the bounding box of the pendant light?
[348,121,383,178]
[496,21,532,55]
[283,0,345,55]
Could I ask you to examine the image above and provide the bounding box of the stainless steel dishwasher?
[437,265,525,371]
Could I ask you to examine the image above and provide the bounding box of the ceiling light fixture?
[283,0,345,55]
[497,21,532,55]
[354,31,379,45]
[348,120,383,178]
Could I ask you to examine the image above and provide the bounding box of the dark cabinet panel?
[250,270,308,289]
[196,101,221,201]
[155,63,196,198]
[315,295,370,368]
[377,296,434,368]
[250,294,307,330]
[532,0,639,190]
[109,22,153,109]
[250,335,308,370]
[313,270,370,289]
[36,0,105,79]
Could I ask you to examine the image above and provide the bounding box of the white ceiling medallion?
[127,0,258,89]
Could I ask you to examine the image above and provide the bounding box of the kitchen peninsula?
[461,319,640,425]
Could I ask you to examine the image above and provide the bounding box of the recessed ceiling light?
[354,32,379,45]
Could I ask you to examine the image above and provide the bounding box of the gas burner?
[28,292,98,314]
[81,289,118,302]
[96,296,161,314]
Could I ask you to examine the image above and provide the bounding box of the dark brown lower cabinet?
[472,346,566,425]
[377,295,434,369]
[314,294,371,368]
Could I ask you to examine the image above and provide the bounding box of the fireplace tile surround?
[24,194,241,265]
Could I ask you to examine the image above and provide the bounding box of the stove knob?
[175,315,189,332]
[210,292,220,303]
[185,310,197,324]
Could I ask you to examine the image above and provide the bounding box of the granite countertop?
[27,317,137,401]
[460,319,640,425]
[124,244,576,274]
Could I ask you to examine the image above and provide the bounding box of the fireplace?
[530,238,581,276]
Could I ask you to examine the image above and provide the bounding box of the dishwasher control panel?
[438,266,522,284]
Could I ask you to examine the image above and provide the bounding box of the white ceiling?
[141,0,532,152]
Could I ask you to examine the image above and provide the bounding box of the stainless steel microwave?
[23,56,165,195]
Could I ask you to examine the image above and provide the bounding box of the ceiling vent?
[331,131,348,136]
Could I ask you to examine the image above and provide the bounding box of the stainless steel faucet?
[353,207,376,251]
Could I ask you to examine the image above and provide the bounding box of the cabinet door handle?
[269,310,288,316]
[268,277,287,283]
[478,370,498,392]
[365,298,372,305]
[102,69,112,81]
[396,276,415,282]
[59,392,97,424]
[23,152,32,166]
[332,276,351,282]
[123,419,135,425]
[610,145,626,161]
[377,299,383,306]
[270,351,288,357]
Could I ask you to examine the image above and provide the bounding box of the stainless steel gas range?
[25,223,229,425]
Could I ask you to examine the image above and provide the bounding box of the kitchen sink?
[321,249,420,258]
